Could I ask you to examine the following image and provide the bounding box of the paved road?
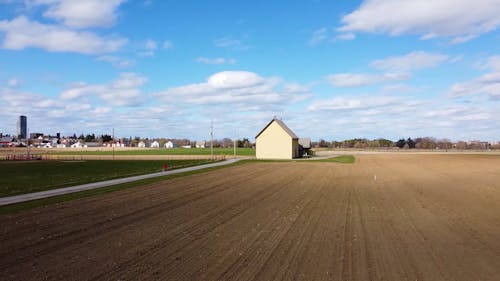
[0,158,242,207]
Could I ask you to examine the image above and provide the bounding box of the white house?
[138,141,146,148]
[151,141,160,148]
[255,118,299,159]
[165,141,175,148]
[110,142,124,148]
[0,136,13,147]
[195,141,206,148]
[70,142,84,148]
[41,143,53,148]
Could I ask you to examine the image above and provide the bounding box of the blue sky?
[0,0,499,141]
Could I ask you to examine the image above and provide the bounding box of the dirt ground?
[1,154,500,280]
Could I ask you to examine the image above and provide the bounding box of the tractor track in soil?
[1,154,500,280]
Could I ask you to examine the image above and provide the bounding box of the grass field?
[48,147,256,156]
[312,155,355,163]
[0,159,214,197]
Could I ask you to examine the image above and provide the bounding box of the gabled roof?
[255,118,298,139]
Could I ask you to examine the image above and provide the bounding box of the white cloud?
[93,107,112,115]
[214,37,248,50]
[335,32,355,41]
[325,51,444,88]
[382,83,417,93]
[0,16,126,54]
[309,27,328,45]
[450,55,500,100]
[30,0,125,29]
[266,82,312,104]
[326,72,408,87]
[0,84,93,131]
[338,0,500,43]
[371,51,449,72]
[450,72,500,99]
[207,71,264,89]
[7,78,21,88]
[304,93,499,140]
[64,102,92,112]
[196,57,236,65]
[144,39,157,50]
[97,56,134,68]
[163,40,174,49]
[35,98,59,108]
[308,95,405,112]
[137,39,158,57]
[0,79,191,137]
[304,97,499,141]
[60,72,147,106]
[479,55,500,71]
[156,71,310,107]
[422,104,492,121]
[309,28,354,45]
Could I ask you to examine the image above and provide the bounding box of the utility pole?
[234,128,239,157]
[26,127,30,159]
[112,128,115,161]
[210,121,214,160]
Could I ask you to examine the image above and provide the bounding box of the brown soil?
[1,154,500,280]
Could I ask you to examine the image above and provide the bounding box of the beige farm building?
[255,118,300,159]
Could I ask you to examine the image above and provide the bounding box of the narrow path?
[0,158,242,206]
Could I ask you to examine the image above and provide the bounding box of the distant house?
[195,141,206,148]
[165,141,177,148]
[138,141,146,148]
[255,118,300,159]
[110,142,124,148]
[41,143,53,148]
[70,142,84,148]
[50,138,59,146]
[151,141,160,148]
[0,136,13,147]
[181,145,192,149]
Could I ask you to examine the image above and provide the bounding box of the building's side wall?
[292,139,299,158]
[256,121,293,159]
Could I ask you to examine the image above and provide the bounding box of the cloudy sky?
[1,0,499,141]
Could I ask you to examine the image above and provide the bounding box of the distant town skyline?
[16,115,27,139]
[1,1,499,141]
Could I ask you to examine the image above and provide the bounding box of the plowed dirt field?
[1,154,500,280]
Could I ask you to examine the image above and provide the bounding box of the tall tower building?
[17,115,27,139]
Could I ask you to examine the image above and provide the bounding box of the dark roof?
[255,118,298,139]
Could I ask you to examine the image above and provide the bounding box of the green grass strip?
[0,159,213,197]
[0,160,248,215]
[250,155,355,163]
[310,155,355,163]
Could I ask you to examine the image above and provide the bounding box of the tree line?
[312,137,499,150]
